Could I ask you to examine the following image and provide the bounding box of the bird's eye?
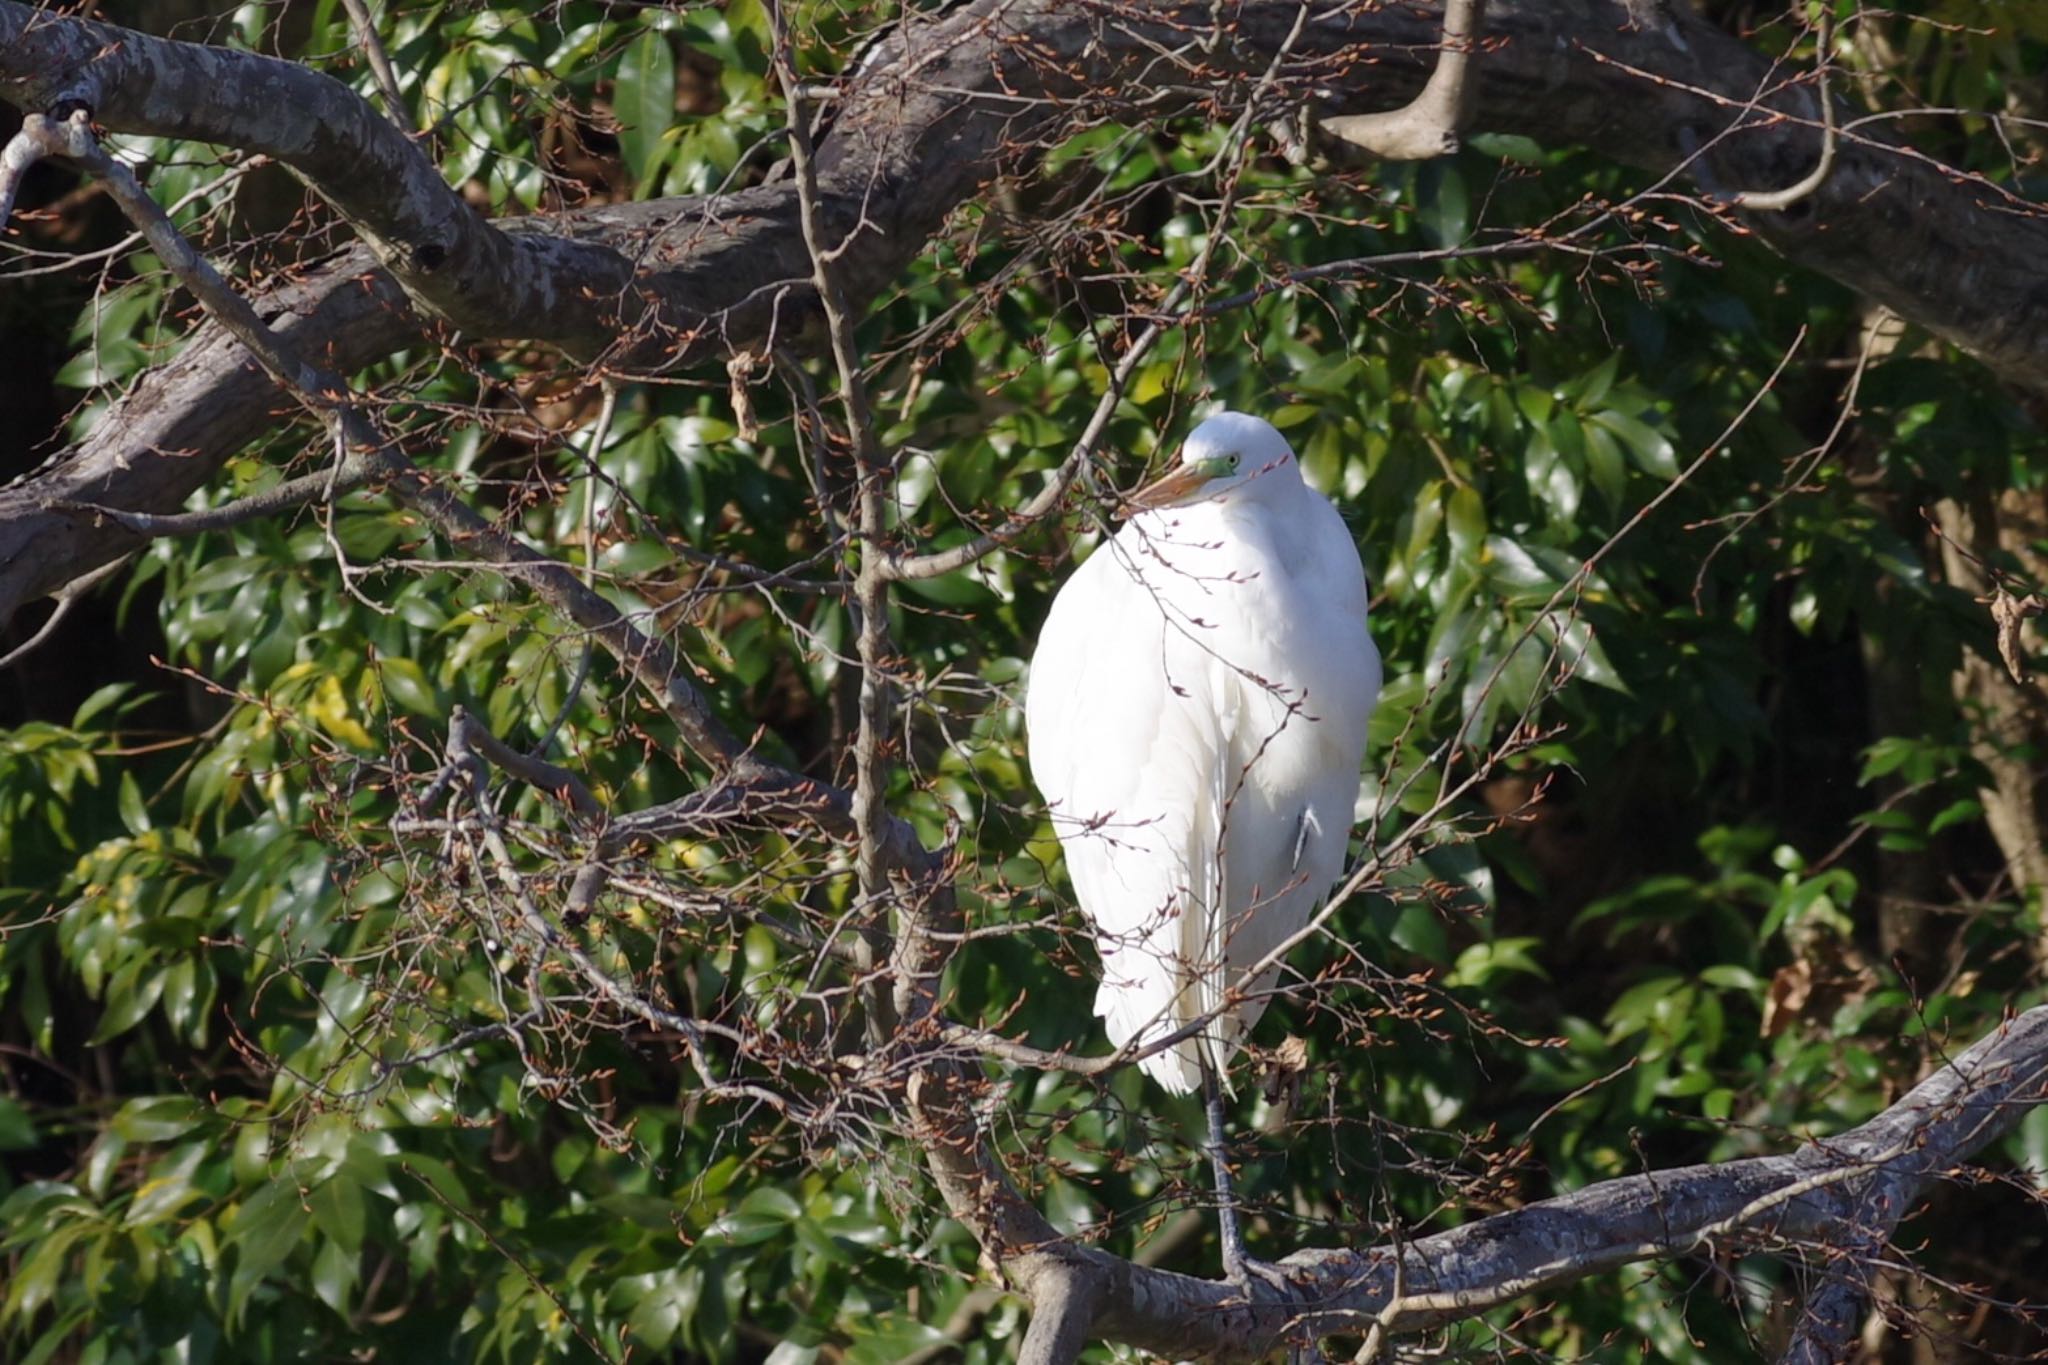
[1227,452,1240,469]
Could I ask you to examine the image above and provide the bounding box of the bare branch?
[772,10,903,1045]
[47,453,381,537]
[1322,0,1487,160]
[0,553,131,673]
[1015,1259,1101,1365]
[1719,9,1837,212]
[338,0,415,136]
[0,116,49,233]
[434,705,603,822]
[13,0,2048,627]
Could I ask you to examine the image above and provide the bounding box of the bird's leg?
[1201,1057,1291,1297]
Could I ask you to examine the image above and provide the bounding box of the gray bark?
[1035,1004,2048,1361]
[7,0,2048,623]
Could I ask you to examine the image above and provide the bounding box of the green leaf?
[1577,417,1627,508]
[616,30,676,192]
[72,682,134,728]
[112,1096,206,1144]
[311,1236,360,1317]
[1926,798,1982,835]
[310,1175,367,1255]
[1445,485,1486,563]
[1589,409,1679,480]
[1698,965,1762,995]
[1389,904,1450,964]
[627,1268,697,1349]
[88,961,167,1044]
[0,1097,33,1151]
[227,1178,311,1323]
[125,1150,207,1227]
[117,770,151,836]
[1539,612,1629,694]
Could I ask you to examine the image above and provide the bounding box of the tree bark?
[1935,489,2048,958]
[1055,1004,2048,1361]
[10,0,2048,624]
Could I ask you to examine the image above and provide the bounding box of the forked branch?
[1013,1004,2048,1360]
[1322,0,1487,159]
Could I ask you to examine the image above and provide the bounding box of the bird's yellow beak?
[1124,458,1230,514]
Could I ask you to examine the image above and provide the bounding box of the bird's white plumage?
[1026,412,1382,1093]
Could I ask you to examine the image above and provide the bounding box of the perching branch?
[1024,1004,2048,1361]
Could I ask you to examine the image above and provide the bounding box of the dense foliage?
[2,1,2046,1361]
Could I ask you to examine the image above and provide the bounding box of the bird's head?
[1126,411,1299,512]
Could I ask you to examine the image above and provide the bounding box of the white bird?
[1026,411,1382,1096]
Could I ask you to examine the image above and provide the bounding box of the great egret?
[1026,409,1381,1283]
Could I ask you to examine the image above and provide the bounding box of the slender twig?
[531,381,620,758]
[48,452,383,535]
[338,0,415,135]
[0,553,131,671]
[401,1160,612,1363]
[771,1,907,1046]
[884,0,1316,586]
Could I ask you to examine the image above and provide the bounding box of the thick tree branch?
[0,2,635,349]
[1028,1004,2048,1362]
[9,0,2048,628]
[1015,1259,1102,1365]
[1777,1237,1884,1365]
[0,244,417,623]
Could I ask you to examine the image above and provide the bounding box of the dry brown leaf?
[727,350,759,443]
[1761,959,1813,1038]
[1988,587,2043,684]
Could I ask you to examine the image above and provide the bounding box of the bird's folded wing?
[1026,534,1230,1089]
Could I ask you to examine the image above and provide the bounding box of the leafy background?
[3,0,2047,1361]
